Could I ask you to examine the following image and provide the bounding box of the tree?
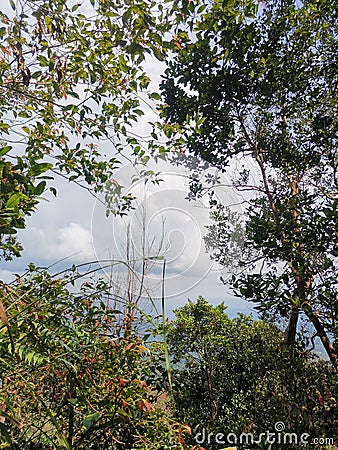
[160,0,338,367]
[167,297,337,450]
[0,0,170,260]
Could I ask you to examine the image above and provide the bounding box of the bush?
[0,268,191,449]
[168,297,337,450]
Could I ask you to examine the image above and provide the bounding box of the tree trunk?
[303,303,337,369]
[283,176,301,346]
[283,306,299,346]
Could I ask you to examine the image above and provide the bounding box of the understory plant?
[0,267,191,449]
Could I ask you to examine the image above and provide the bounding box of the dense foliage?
[161,0,338,367]
[0,268,192,449]
[168,297,337,449]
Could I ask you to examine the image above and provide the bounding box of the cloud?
[53,223,95,261]
[0,269,17,283]
[22,223,95,264]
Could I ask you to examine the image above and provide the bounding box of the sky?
[1,149,254,319]
[0,0,255,320]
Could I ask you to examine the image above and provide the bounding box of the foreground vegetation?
[0,268,191,448]
[0,278,336,448]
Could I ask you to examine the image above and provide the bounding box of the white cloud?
[21,222,95,263]
[0,269,16,283]
[53,223,95,262]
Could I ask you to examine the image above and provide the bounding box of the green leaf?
[18,111,31,118]
[50,187,57,196]
[150,92,161,101]
[153,46,165,61]
[0,146,12,157]
[31,70,42,79]
[83,412,100,430]
[5,193,28,209]
[29,162,53,177]
[119,55,128,72]
[34,180,46,196]
[0,422,13,444]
